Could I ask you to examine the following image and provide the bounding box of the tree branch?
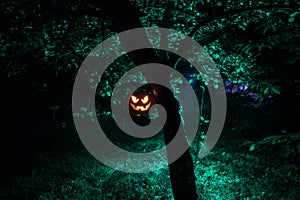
[189,3,297,37]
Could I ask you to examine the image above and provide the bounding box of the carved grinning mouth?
[130,103,151,111]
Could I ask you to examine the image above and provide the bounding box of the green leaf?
[289,12,300,23]
[263,87,270,95]
[271,87,280,95]
[214,82,219,89]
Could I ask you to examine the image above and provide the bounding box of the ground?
[1,117,299,200]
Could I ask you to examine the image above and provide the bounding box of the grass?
[1,119,299,200]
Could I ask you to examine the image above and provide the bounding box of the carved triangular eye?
[131,95,139,103]
[141,95,149,104]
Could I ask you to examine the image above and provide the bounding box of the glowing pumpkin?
[129,93,152,112]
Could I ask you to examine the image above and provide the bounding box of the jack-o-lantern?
[129,93,152,112]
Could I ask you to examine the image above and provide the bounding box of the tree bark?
[156,87,198,200]
[99,0,198,199]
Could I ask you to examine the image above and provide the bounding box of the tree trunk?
[100,0,198,199]
[156,87,198,200]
